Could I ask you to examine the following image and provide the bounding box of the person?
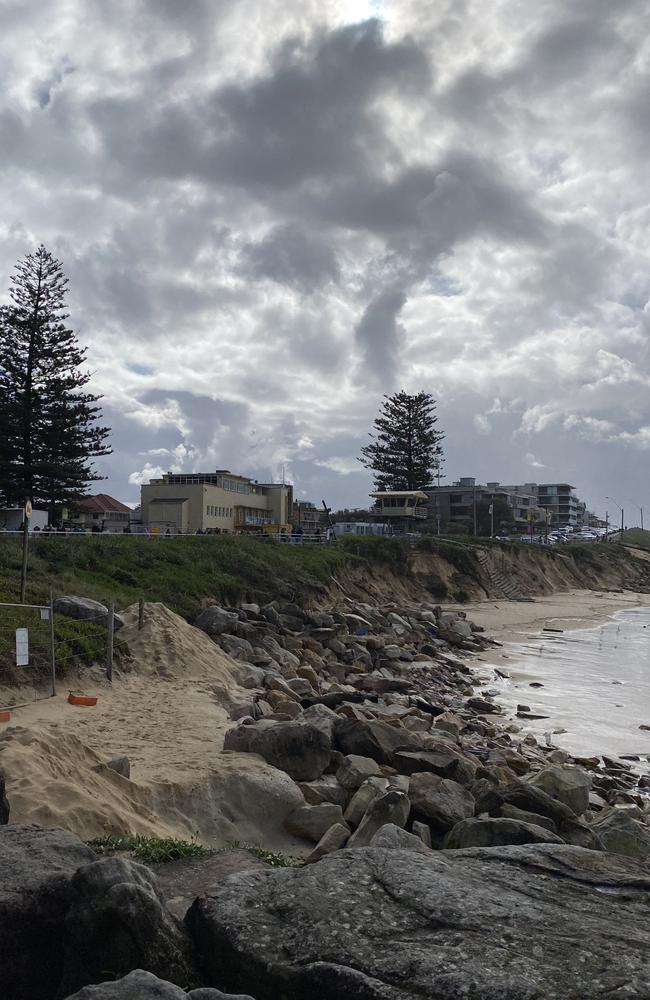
[123,524,131,534]
[91,523,101,534]
[33,525,40,533]
[165,527,171,537]
[314,527,321,544]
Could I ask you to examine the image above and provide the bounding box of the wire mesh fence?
[0,600,55,707]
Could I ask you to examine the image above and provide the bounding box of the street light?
[604,497,624,537]
[626,500,644,532]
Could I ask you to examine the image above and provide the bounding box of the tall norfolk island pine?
[0,246,111,517]
[359,391,444,491]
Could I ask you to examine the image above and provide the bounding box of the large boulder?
[63,970,256,1000]
[285,804,347,843]
[444,817,564,849]
[223,721,331,782]
[408,773,475,833]
[333,718,422,765]
[186,845,650,999]
[59,858,199,997]
[527,765,591,817]
[0,824,96,1000]
[53,596,124,630]
[194,606,239,636]
[392,749,476,785]
[369,824,433,854]
[475,781,601,848]
[590,809,650,859]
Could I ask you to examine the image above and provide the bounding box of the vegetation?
[0,246,111,516]
[338,534,410,573]
[226,841,300,867]
[358,390,444,491]
[88,834,210,863]
[416,537,481,579]
[620,528,650,550]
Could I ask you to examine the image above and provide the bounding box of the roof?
[371,491,429,499]
[78,494,132,514]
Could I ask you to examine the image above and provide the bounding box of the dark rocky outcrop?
[59,858,199,997]
[0,824,96,1000]
[223,721,331,781]
[63,970,255,1000]
[443,817,564,849]
[408,772,475,832]
[332,718,422,765]
[186,844,650,1000]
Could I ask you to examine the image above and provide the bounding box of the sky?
[1,0,650,523]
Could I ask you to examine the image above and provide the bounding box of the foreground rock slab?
[187,845,650,1000]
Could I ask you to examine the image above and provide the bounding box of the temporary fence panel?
[53,602,113,681]
[0,600,56,708]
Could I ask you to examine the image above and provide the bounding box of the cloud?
[0,2,649,518]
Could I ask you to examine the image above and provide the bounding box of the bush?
[88,835,210,863]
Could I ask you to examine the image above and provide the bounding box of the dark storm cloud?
[240,223,339,292]
[355,286,407,382]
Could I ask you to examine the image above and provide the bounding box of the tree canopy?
[0,245,111,515]
[358,391,444,492]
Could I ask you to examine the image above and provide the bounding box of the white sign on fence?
[15,627,29,666]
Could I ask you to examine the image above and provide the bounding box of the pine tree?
[0,246,111,517]
[358,391,444,491]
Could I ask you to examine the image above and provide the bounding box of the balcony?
[371,505,428,519]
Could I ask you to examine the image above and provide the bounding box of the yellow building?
[141,470,293,535]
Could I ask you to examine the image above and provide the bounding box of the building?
[0,507,48,532]
[140,470,293,535]
[68,494,132,533]
[292,501,323,534]
[369,490,429,532]
[427,479,581,532]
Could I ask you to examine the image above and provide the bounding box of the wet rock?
[305,823,350,864]
[223,721,331,781]
[347,791,411,848]
[444,817,564,849]
[0,824,96,1000]
[285,804,347,843]
[408,773,475,833]
[590,809,650,860]
[63,970,256,999]
[0,768,9,824]
[466,697,500,715]
[186,844,650,1000]
[528,765,591,817]
[336,754,383,790]
[60,857,199,996]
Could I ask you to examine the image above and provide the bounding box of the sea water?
[490,606,650,761]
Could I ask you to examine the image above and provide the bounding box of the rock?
[475,781,601,849]
[344,777,389,828]
[0,824,97,1000]
[297,775,347,807]
[223,721,331,781]
[528,764,591,817]
[369,824,433,853]
[305,823,350,864]
[186,844,650,999]
[62,970,256,999]
[106,755,130,778]
[432,711,463,738]
[0,768,9,823]
[300,703,339,739]
[333,718,422,764]
[59,857,199,996]
[194,606,239,636]
[346,791,411,848]
[392,749,476,785]
[444,817,564,849]
[408,773,475,832]
[53,596,125,630]
[466,697,499,714]
[218,635,254,660]
[411,820,432,848]
[590,809,650,859]
[500,803,557,833]
[285,804,347,843]
[336,754,383,790]
[229,663,266,690]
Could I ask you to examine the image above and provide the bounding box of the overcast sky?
[2,0,650,521]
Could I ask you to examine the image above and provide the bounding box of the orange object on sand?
[67,694,98,707]
[0,711,11,723]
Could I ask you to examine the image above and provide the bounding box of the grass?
[225,841,300,867]
[88,834,210,863]
[621,528,650,550]
[416,537,481,579]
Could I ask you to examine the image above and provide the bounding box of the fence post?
[49,589,56,697]
[106,602,114,683]
[138,597,144,631]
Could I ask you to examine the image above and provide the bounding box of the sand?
[0,603,305,850]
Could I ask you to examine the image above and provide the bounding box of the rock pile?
[196,596,650,860]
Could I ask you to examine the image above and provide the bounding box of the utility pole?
[605,511,608,541]
[472,487,477,536]
[489,503,494,538]
[20,499,32,603]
